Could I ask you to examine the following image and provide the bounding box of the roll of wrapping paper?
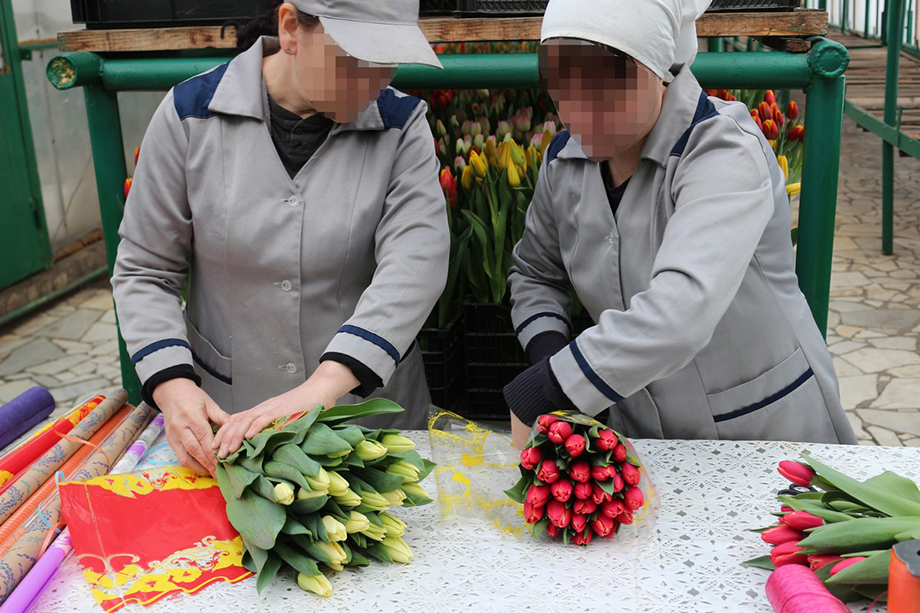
[889,540,920,613]
[0,411,165,613]
[0,404,132,554]
[0,388,55,451]
[0,395,106,488]
[0,390,127,526]
[765,564,850,612]
[0,403,154,601]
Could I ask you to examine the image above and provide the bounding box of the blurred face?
[540,39,665,160]
[278,5,394,122]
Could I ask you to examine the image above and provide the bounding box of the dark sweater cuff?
[143,365,201,411]
[503,356,576,426]
[525,331,570,366]
[320,352,383,397]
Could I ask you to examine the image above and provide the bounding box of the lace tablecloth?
[30,433,919,613]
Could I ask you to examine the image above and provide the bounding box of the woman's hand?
[153,378,230,477]
[510,410,532,450]
[212,361,360,459]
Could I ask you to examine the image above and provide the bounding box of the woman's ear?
[277,2,300,55]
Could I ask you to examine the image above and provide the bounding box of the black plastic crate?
[706,0,800,12]
[461,304,525,420]
[420,0,458,15]
[418,313,465,411]
[71,0,272,29]
[421,0,548,16]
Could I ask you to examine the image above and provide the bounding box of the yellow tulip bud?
[355,439,388,461]
[470,150,488,178]
[379,512,406,537]
[484,138,498,164]
[540,129,552,157]
[361,490,390,511]
[322,515,348,542]
[507,163,521,188]
[402,483,430,500]
[786,182,801,197]
[461,164,474,190]
[305,468,331,495]
[313,540,348,566]
[510,143,526,168]
[360,521,387,541]
[344,511,371,533]
[332,488,362,508]
[327,471,350,497]
[273,482,295,505]
[382,488,407,507]
[385,461,421,482]
[382,536,413,564]
[380,434,415,453]
[297,486,326,500]
[297,573,333,597]
[777,154,789,182]
[498,142,512,170]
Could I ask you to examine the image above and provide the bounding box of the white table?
[31,433,919,613]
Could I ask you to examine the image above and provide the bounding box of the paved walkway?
[1,118,919,445]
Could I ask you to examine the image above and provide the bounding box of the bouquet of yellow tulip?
[214,399,435,597]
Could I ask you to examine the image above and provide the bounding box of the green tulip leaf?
[332,425,366,447]
[344,543,371,568]
[281,405,324,445]
[350,532,368,549]
[315,455,344,468]
[741,555,774,571]
[222,462,260,499]
[346,474,377,495]
[777,495,853,523]
[814,564,865,603]
[365,510,385,528]
[272,444,321,478]
[853,585,888,602]
[797,517,920,553]
[322,498,351,523]
[300,423,354,457]
[290,495,329,515]
[401,486,433,507]
[302,514,329,542]
[216,464,285,550]
[802,455,920,517]
[315,399,405,427]
[281,516,313,536]
[255,551,283,595]
[248,429,299,460]
[351,467,405,494]
[863,471,920,505]
[249,475,279,503]
[263,461,310,490]
[826,549,891,585]
[340,453,366,468]
[241,537,266,574]
[274,541,322,577]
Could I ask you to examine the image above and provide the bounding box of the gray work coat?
[509,66,856,444]
[112,37,448,429]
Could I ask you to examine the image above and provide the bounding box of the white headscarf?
[541,0,713,80]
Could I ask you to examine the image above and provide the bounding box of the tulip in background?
[744,455,920,605]
[214,399,435,598]
[505,411,656,546]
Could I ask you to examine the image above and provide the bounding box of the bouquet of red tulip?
[505,411,656,546]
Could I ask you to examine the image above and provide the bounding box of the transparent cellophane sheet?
[428,410,661,542]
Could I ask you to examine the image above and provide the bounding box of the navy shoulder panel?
[544,131,571,165]
[173,62,230,121]
[376,89,422,129]
[670,91,719,158]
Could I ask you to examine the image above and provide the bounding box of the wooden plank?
[59,10,828,52]
[755,36,812,53]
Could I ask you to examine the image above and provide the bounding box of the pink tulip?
[524,501,544,524]
[551,479,574,503]
[568,461,591,484]
[624,486,644,510]
[595,429,617,451]
[537,460,561,484]
[526,484,551,508]
[573,499,597,515]
[520,446,542,470]
[547,500,571,528]
[612,443,627,463]
[777,461,815,487]
[591,465,609,482]
[537,414,558,434]
[781,511,824,531]
[548,421,573,444]
[564,434,586,457]
[762,525,805,546]
[571,513,588,534]
[622,462,640,486]
[830,557,866,576]
[573,482,593,501]
[592,513,616,537]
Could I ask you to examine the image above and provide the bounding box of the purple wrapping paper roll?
[0,388,55,450]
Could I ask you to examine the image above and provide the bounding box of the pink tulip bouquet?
[505,411,656,546]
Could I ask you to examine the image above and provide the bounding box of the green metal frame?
[48,39,851,405]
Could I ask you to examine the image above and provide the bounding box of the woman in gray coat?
[503,0,857,448]
[111,0,448,475]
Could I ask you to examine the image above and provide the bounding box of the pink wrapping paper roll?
[766,565,851,613]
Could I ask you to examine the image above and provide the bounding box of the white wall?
[13,0,166,252]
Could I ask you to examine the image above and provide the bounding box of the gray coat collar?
[208,36,388,133]
[556,66,704,167]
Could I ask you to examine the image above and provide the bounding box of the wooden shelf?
[58,10,828,53]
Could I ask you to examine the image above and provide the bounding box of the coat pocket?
[183,312,234,411]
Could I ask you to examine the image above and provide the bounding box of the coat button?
[284,363,297,374]
[276,280,293,292]
[283,196,300,207]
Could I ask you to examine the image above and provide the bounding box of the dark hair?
[233,1,319,51]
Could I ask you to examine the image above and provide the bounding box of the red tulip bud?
[595,429,617,451]
[750,108,760,121]
[573,482,593,501]
[601,498,626,519]
[762,525,805,546]
[551,479,574,503]
[573,498,597,515]
[781,511,824,531]
[571,512,588,534]
[786,100,798,120]
[621,462,640,486]
[618,509,634,525]
[624,486,644,510]
[591,482,612,505]
[568,461,591,484]
[777,461,815,487]
[524,501,544,524]
[592,513,616,537]
[764,90,776,106]
[537,460,561,484]
[611,470,625,493]
[547,500,572,528]
[124,178,133,198]
[780,506,793,513]
[564,434,586,457]
[520,446,542,470]
[771,542,808,567]
[573,530,593,546]
[537,414,559,434]
[591,466,609,482]
[546,523,561,537]
[612,443,627,463]
[830,557,865,576]
[772,105,785,128]
[754,116,764,132]
[548,421,573,444]
[526,484,551,508]
[787,125,805,142]
[807,554,842,572]
[758,102,772,123]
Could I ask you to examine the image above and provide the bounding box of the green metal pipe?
[866,0,873,38]
[49,51,824,93]
[883,0,906,255]
[82,85,141,405]
[0,267,108,330]
[708,37,724,53]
